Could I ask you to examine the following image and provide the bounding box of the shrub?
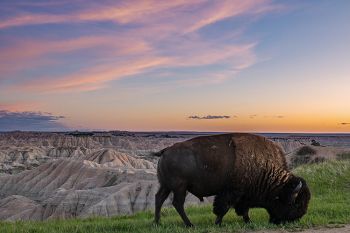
[291,146,317,167]
[291,154,312,167]
[311,140,321,146]
[311,156,326,164]
[296,146,316,156]
[337,152,350,160]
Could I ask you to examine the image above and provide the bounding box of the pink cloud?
[76,1,203,25]
[185,0,269,33]
[173,43,256,68]
[0,1,199,29]
[1,0,280,93]
[17,56,171,93]
[0,36,151,76]
[1,36,150,61]
[0,0,272,32]
[12,40,256,93]
[0,101,41,111]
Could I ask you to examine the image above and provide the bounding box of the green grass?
[1,160,349,233]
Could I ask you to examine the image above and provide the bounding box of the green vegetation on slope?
[337,152,350,161]
[1,160,349,233]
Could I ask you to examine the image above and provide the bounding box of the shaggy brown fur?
[154,133,310,227]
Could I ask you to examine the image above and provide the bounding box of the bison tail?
[151,148,166,157]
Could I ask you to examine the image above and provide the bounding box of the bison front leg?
[213,193,230,225]
[235,206,250,223]
[172,188,193,227]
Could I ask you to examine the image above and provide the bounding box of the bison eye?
[274,196,280,200]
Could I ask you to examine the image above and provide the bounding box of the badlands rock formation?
[0,132,206,220]
[271,138,305,155]
[270,135,350,167]
[0,132,349,221]
[0,132,186,174]
[0,153,208,220]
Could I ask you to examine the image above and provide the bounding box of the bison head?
[267,176,311,224]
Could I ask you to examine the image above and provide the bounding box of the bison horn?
[293,181,303,194]
[291,181,303,201]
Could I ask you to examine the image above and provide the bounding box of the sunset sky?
[0,0,350,132]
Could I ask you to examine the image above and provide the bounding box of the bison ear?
[291,181,302,202]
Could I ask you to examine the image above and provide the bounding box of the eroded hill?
[0,132,349,221]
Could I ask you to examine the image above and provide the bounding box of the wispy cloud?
[249,114,258,119]
[0,0,271,31]
[185,0,271,33]
[17,56,171,92]
[0,36,151,76]
[15,41,257,92]
[264,115,285,119]
[0,101,40,111]
[188,115,231,120]
[0,110,67,131]
[1,0,278,93]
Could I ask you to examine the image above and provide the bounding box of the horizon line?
[1,130,350,135]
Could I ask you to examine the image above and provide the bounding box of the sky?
[0,0,350,132]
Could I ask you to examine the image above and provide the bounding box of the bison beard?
[154,133,311,227]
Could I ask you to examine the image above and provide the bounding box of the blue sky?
[0,0,349,132]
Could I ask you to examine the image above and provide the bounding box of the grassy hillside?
[1,160,349,233]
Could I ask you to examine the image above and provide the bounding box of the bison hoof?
[215,217,223,226]
[243,217,251,223]
[153,220,160,226]
[185,223,194,228]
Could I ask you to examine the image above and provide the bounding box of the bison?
[154,133,310,227]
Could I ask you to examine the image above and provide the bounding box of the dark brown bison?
[154,133,310,227]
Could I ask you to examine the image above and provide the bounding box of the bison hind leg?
[154,185,171,225]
